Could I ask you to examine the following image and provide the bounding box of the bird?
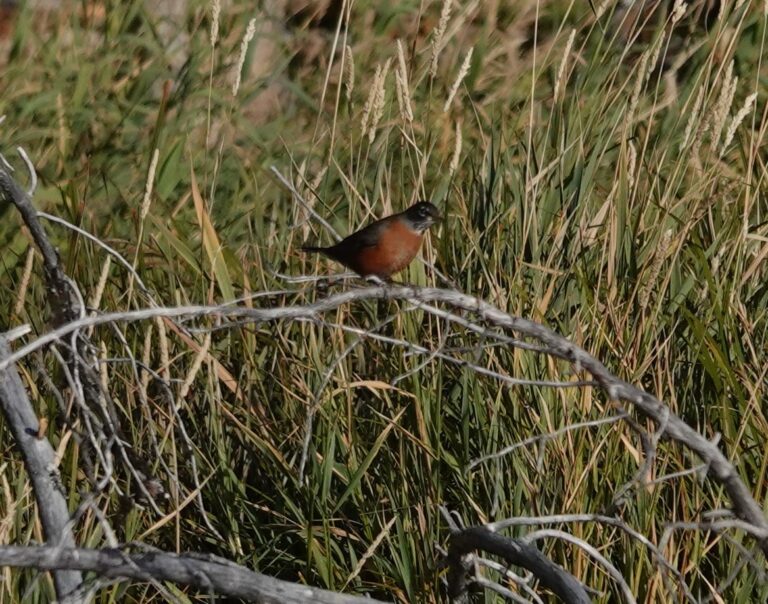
[302,201,442,279]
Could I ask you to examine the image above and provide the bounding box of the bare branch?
[0,285,766,554]
[1,153,106,484]
[445,524,590,604]
[317,318,594,390]
[0,337,83,599]
[16,147,38,195]
[0,545,386,604]
[0,155,82,327]
[489,514,697,601]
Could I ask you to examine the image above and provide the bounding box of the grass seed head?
[449,121,462,177]
[671,1,688,25]
[395,40,413,123]
[444,47,473,113]
[363,59,391,144]
[345,44,355,102]
[554,29,576,104]
[680,85,705,152]
[720,92,757,157]
[710,61,737,148]
[232,17,257,97]
[210,0,220,47]
[430,0,453,77]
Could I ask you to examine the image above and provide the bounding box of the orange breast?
[355,220,423,278]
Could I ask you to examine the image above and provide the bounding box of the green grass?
[1,0,767,602]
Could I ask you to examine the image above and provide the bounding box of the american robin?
[302,201,442,279]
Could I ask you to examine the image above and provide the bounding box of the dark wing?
[325,218,389,258]
[302,220,384,255]
[307,216,393,275]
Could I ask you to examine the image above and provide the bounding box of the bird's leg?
[364,275,390,287]
[314,277,330,297]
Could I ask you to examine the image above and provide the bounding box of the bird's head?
[403,201,442,233]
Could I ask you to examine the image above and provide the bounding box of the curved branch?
[0,338,82,598]
[0,157,80,327]
[446,526,590,604]
[0,545,385,604]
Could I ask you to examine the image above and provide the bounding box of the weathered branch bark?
[446,526,590,604]
[0,161,81,327]
[0,156,109,482]
[0,545,386,603]
[0,337,82,598]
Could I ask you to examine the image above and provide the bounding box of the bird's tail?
[301,245,326,253]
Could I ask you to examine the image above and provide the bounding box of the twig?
[523,529,635,604]
[270,165,341,241]
[38,212,155,302]
[317,318,595,390]
[474,556,544,604]
[468,413,627,470]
